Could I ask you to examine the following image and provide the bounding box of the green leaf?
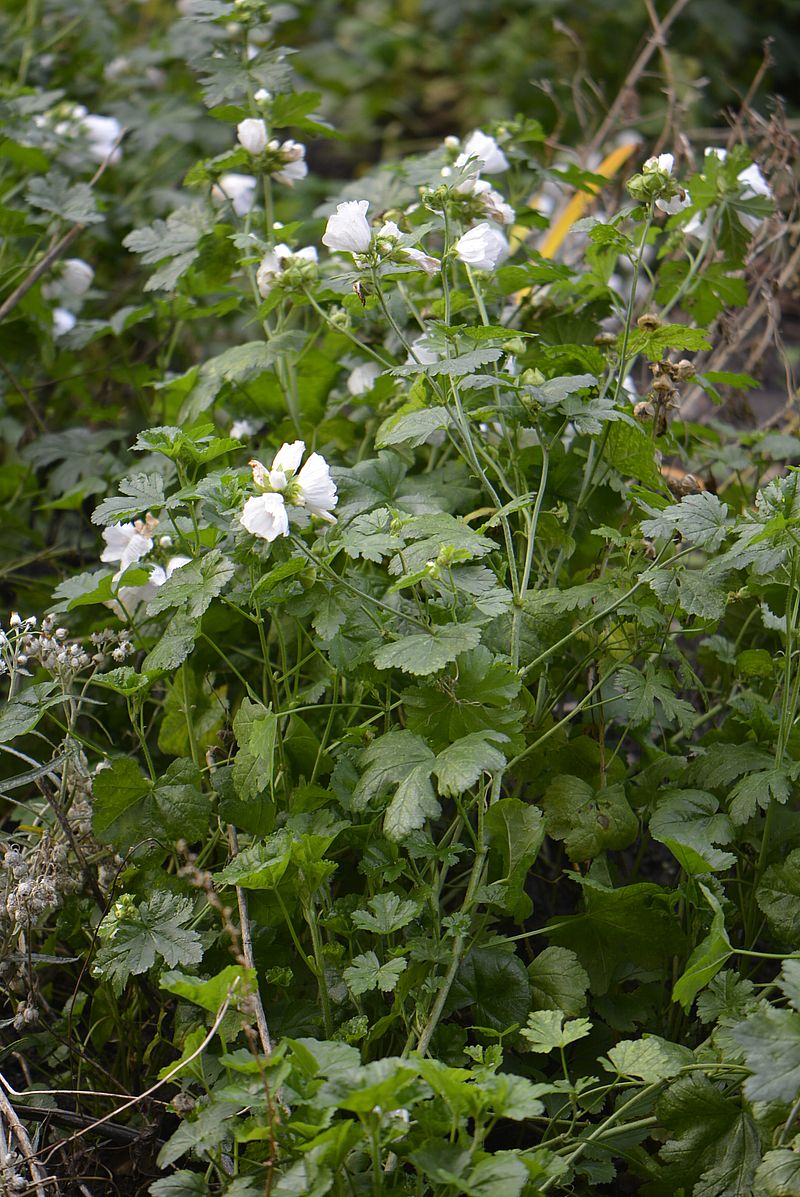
[376,405,451,448]
[215,835,292,890]
[648,567,728,621]
[92,757,209,851]
[521,1009,592,1053]
[0,681,60,743]
[352,730,438,841]
[641,491,731,550]
[338,507,404,563]
[343,951,408,995]
[547,881,685,994]
[486,798,545,920]
[93,891,203,993]
[757,849,800,943]
[157,1101,239,1169]
[528,947,589,1017]
[180,337,304,420]
[612,663,695,732]
[604,420,664,488]
[729,766,795,824]
[27,171,104,225]
[147,548,234,618]
[542,775,638,862]
[49,568,118,612]
[123,206,211,291]
[160,965,256,1013]
[231,699,277,802]
[91,473,166,524]
[157,665,226,758]
[447,946,531,1031]
[142,613,200,671]
[603,1035,692,1082]
[754,1149,800,1196]
[625,323,711,358]
[373,623,482,676]
[351,893,421,935]
[733,1006,800,1104]
[402,648,524,751]
[650,789,736,873]
[392,346,502,377]
[656,1073,760,1197]
[149,1170,209,1196]
[434,731,507,797]
[673,882,732,1010]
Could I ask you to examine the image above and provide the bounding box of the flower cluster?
[49,103,123,163]
[236,118,308,184]
[685,147,773,237]
[240,442,337,542]
[100,517,190,616]
[256,243,318,298]
[42,256,94,338]
[323,200,441,275]
[627,152,691,214]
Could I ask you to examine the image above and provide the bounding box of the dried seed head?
[637,313,663,332]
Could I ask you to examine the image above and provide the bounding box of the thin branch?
[227,824,272,1057]
[0,1084,53,1196]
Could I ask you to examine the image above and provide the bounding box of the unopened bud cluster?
[633,348,696,435]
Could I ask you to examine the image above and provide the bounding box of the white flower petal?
[272,440,305,474]
[101,523,153,571]
[454,221,509,270]
[295,452,337,521]
[237,118,268,155]
[347,362,382,395]
[240,493,290,541]
[457,130,509,174]
[322,200,372,254]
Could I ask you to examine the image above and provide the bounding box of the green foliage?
[1,2,797,1191]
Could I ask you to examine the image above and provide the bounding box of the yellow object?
[510,141,641,264]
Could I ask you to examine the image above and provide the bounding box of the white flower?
[454,221,509,270]
[273,140,307,186]
[656,190,691,215]
[254,88,271,102]
[53,307,76,336]
[347,362,381,395]
[231,418,259,439]
[295,452,337,522]
[81,114,122,163]
[61,259,94,296]
[237,117,268,155]
[213,173,257,216]
[101,522,154,572]
[109,555,189,617]
[480,188,515,225]
[166,556,192,576]
[644,152,674,174]
[401,246,440,275]
[271,440,305,474]
[240,493,290,541]
[455,130,509,174]
[256,243,317,296]
[322,200,372,254]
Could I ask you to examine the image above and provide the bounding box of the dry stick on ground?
[0,132,124,326]
[0,1084,54,1196]
[227,824,272,1057]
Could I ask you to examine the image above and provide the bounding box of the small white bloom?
[644,152,674,174]
[240,493,290,541]
[656,189,691,215]
[256,243,317,296]
[401,246,441,275]
[322,200,372,254]
[101,522,154,572]
[480,188,515,226]
[231,418,258,439]
[237,117,268,155]
[347,362,381,395]
[80,113,122,163]
[61,259,94,296]
[273,140,307,186]
[454,221,509,270]
[295,452,337,522]
[455,130,509,174]
[213,173,257,216]
[254,88,271,102]
[53,307,76,336]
